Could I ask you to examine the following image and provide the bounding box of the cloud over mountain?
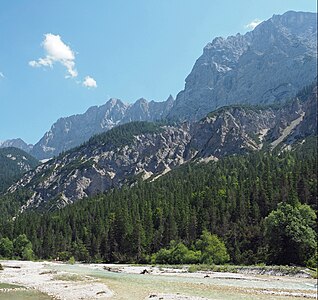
[29,33,78,78]
[245,19,262,30]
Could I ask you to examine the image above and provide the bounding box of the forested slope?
[0,147,38,193]
[1,138,316,265]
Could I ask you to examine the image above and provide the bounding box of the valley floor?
[0,260,317,300]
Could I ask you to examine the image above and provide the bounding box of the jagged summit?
[0,138,33,153]
[30,95,174,159]
[168,11,317,121]
[8,83,317,211]
[6,11,316,160]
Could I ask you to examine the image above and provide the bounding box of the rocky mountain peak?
[271,11,317,34]
[30,96,175,159]
[9,83,316,212]
[0,138,33,153]
[7,11,316,161]
[168,11,317,121]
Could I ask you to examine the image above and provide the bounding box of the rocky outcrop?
[168,11,317,121]
[30,96,174,160]
[19,11,317,160]
[0,138,33,153]
[8,83,317,211]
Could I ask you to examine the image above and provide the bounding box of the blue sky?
[0,0,317,144]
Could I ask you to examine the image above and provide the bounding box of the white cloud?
[83,76,97,88]
[245,19,262,30]
[0,72,4,78]
[29,33,78,78]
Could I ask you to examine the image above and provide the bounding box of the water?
[48,264,317,300]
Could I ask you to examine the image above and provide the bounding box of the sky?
[0,0,317,145]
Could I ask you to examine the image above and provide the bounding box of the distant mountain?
[0,138,33,153]
[0,147,38,193]
[15,11,316,160]
[9,83,317,211]
[30,95,174,160]
[168,11,317,121]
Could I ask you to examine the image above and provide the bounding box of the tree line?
[0,138,316,266]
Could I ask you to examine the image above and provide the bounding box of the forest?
[0,147,38,194]
[0,138,316,267]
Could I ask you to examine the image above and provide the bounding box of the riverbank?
[0,261,317,299]
[0,260,112,300]
[95,264,315,278]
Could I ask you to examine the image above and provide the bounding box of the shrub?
[68,256,76,264]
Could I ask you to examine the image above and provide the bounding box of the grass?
[53,273,86,282]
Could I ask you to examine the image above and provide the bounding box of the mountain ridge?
[30,95,174,159]
[2,11,317,161]
[8,82,317,211]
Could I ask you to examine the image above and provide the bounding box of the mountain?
[20,11,317,160]
[168,11,317,121]
[0,147,39,193]
[8,83,317,211]
[0,138,33,153]
[30,95,174,160]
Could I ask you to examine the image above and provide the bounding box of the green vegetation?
[0,234,34,260]
[0,147,38,193]
[85,121,162,150]
[0,190,34,221]
[68,256,76,265]
[0,237,13,258]
[53,273,84,281]
[152,231,229,264]
[264,203,316,265]
[0,138,316,267]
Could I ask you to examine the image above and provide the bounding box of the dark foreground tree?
[264,202,316,265]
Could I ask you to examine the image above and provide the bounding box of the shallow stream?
[48,264,317,300]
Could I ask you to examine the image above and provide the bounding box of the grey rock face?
[12,124,191,210]
[0,138,33,153]
[31,96,174,160]
[168,11,317,121]
[26,11,316,160]
[9,83,316,211]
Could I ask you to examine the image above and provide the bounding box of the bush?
[264,203,317,265]
[68,256,76,264]
[152,241,201,264]
[13,234,34,260]
[196,231,230,264]
[0,237,13,258]
[22,247,34,261]
[152,232,229,265]
[57,251,71,261]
